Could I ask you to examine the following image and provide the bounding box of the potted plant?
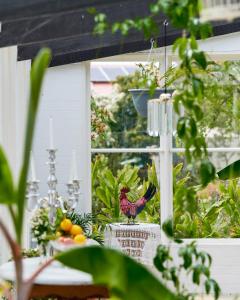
[129,62,174,117]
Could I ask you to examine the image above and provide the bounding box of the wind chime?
[147,21,172,137]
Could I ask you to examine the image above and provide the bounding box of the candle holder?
[66,182,75,210]
[27,180,40,211]
[27,147,81,257]
[73,179,80,209]
[46,148,65,222]
[67,179,80,210]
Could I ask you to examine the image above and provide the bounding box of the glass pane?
[91,153,160,224]
[173,151,240,238]
[91,62,160,148]
[201,86,240,147]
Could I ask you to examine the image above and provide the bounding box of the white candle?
[30,151,36,181]
[49,117,54,149]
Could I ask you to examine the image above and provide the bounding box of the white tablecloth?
[105,223,161,265]
[0,257,92,285]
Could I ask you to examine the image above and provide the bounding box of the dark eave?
[0,0,129,21]
[0,0,239,67]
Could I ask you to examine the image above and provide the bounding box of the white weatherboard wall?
[169,240,240,295]
[0,46,30,263]
[33,62,91,213]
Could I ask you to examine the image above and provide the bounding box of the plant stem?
[0,219,20,262]
[8,206,18,235]
[0,219,23,300]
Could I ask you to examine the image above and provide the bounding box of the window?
[90,59,240,240]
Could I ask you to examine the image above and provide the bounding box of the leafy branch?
[90,0,218,187]
[155,219,221,299]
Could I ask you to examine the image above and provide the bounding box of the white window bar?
[91,147,240,153]
[91,148,163,153]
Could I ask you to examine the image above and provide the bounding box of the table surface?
[0,257,93,286]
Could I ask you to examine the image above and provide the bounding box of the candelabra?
[28,148,81,221]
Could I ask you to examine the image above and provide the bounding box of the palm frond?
[67,212,93,235]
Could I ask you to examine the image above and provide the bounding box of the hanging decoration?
[129,38,162,118]
[147,93,172,136]
[147,20,173,137]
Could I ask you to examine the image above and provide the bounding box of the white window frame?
[90,50,240,244]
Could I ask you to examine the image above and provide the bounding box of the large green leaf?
[217,160,240,180]
[16,48,51,244]
[96,186,110,208]
[0,146,15,204]
[56,246,177,300]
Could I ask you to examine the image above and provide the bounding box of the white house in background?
[91,62,137,96]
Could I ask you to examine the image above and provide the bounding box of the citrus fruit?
[70,224,83,236]
[74,234,87,244]
[60,218,72,232]
[56,231,62,238]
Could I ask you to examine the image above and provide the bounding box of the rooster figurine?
[120,183,156,224]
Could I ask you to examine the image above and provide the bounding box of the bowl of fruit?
[51,218,99,252]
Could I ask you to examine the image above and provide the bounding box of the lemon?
[70,224,83,236]
[74,234,86,244]
[56,231,62,238]
[60,218,72,232]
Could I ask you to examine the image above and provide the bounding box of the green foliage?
[92,155,160,225]
[31,207,104,247]
[17,48,51,243]
[218,159,240,180]
[92,156,240,239]
[9,248,40,261]
[197,61,240,133]
[91,97,114,148]
[92,155,139,223]
[174,173,240,238]
[0,49,178,300]
[0,147,15,204]
[199,159,216,187]
[154,220,220,299]
[67,212,94,235]
[0,49,52,245]
[66,211,104,245]
[91,0,223,187]
[56,246,176,300]
[20,248,40,258]
[31,207,54,255]
[91,71,159,170]
[92,60,240,189]
[111,71,158,148]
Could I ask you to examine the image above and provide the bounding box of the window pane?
[91,62,159,148]
[173,152,240,238]
[91,153,160,224]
